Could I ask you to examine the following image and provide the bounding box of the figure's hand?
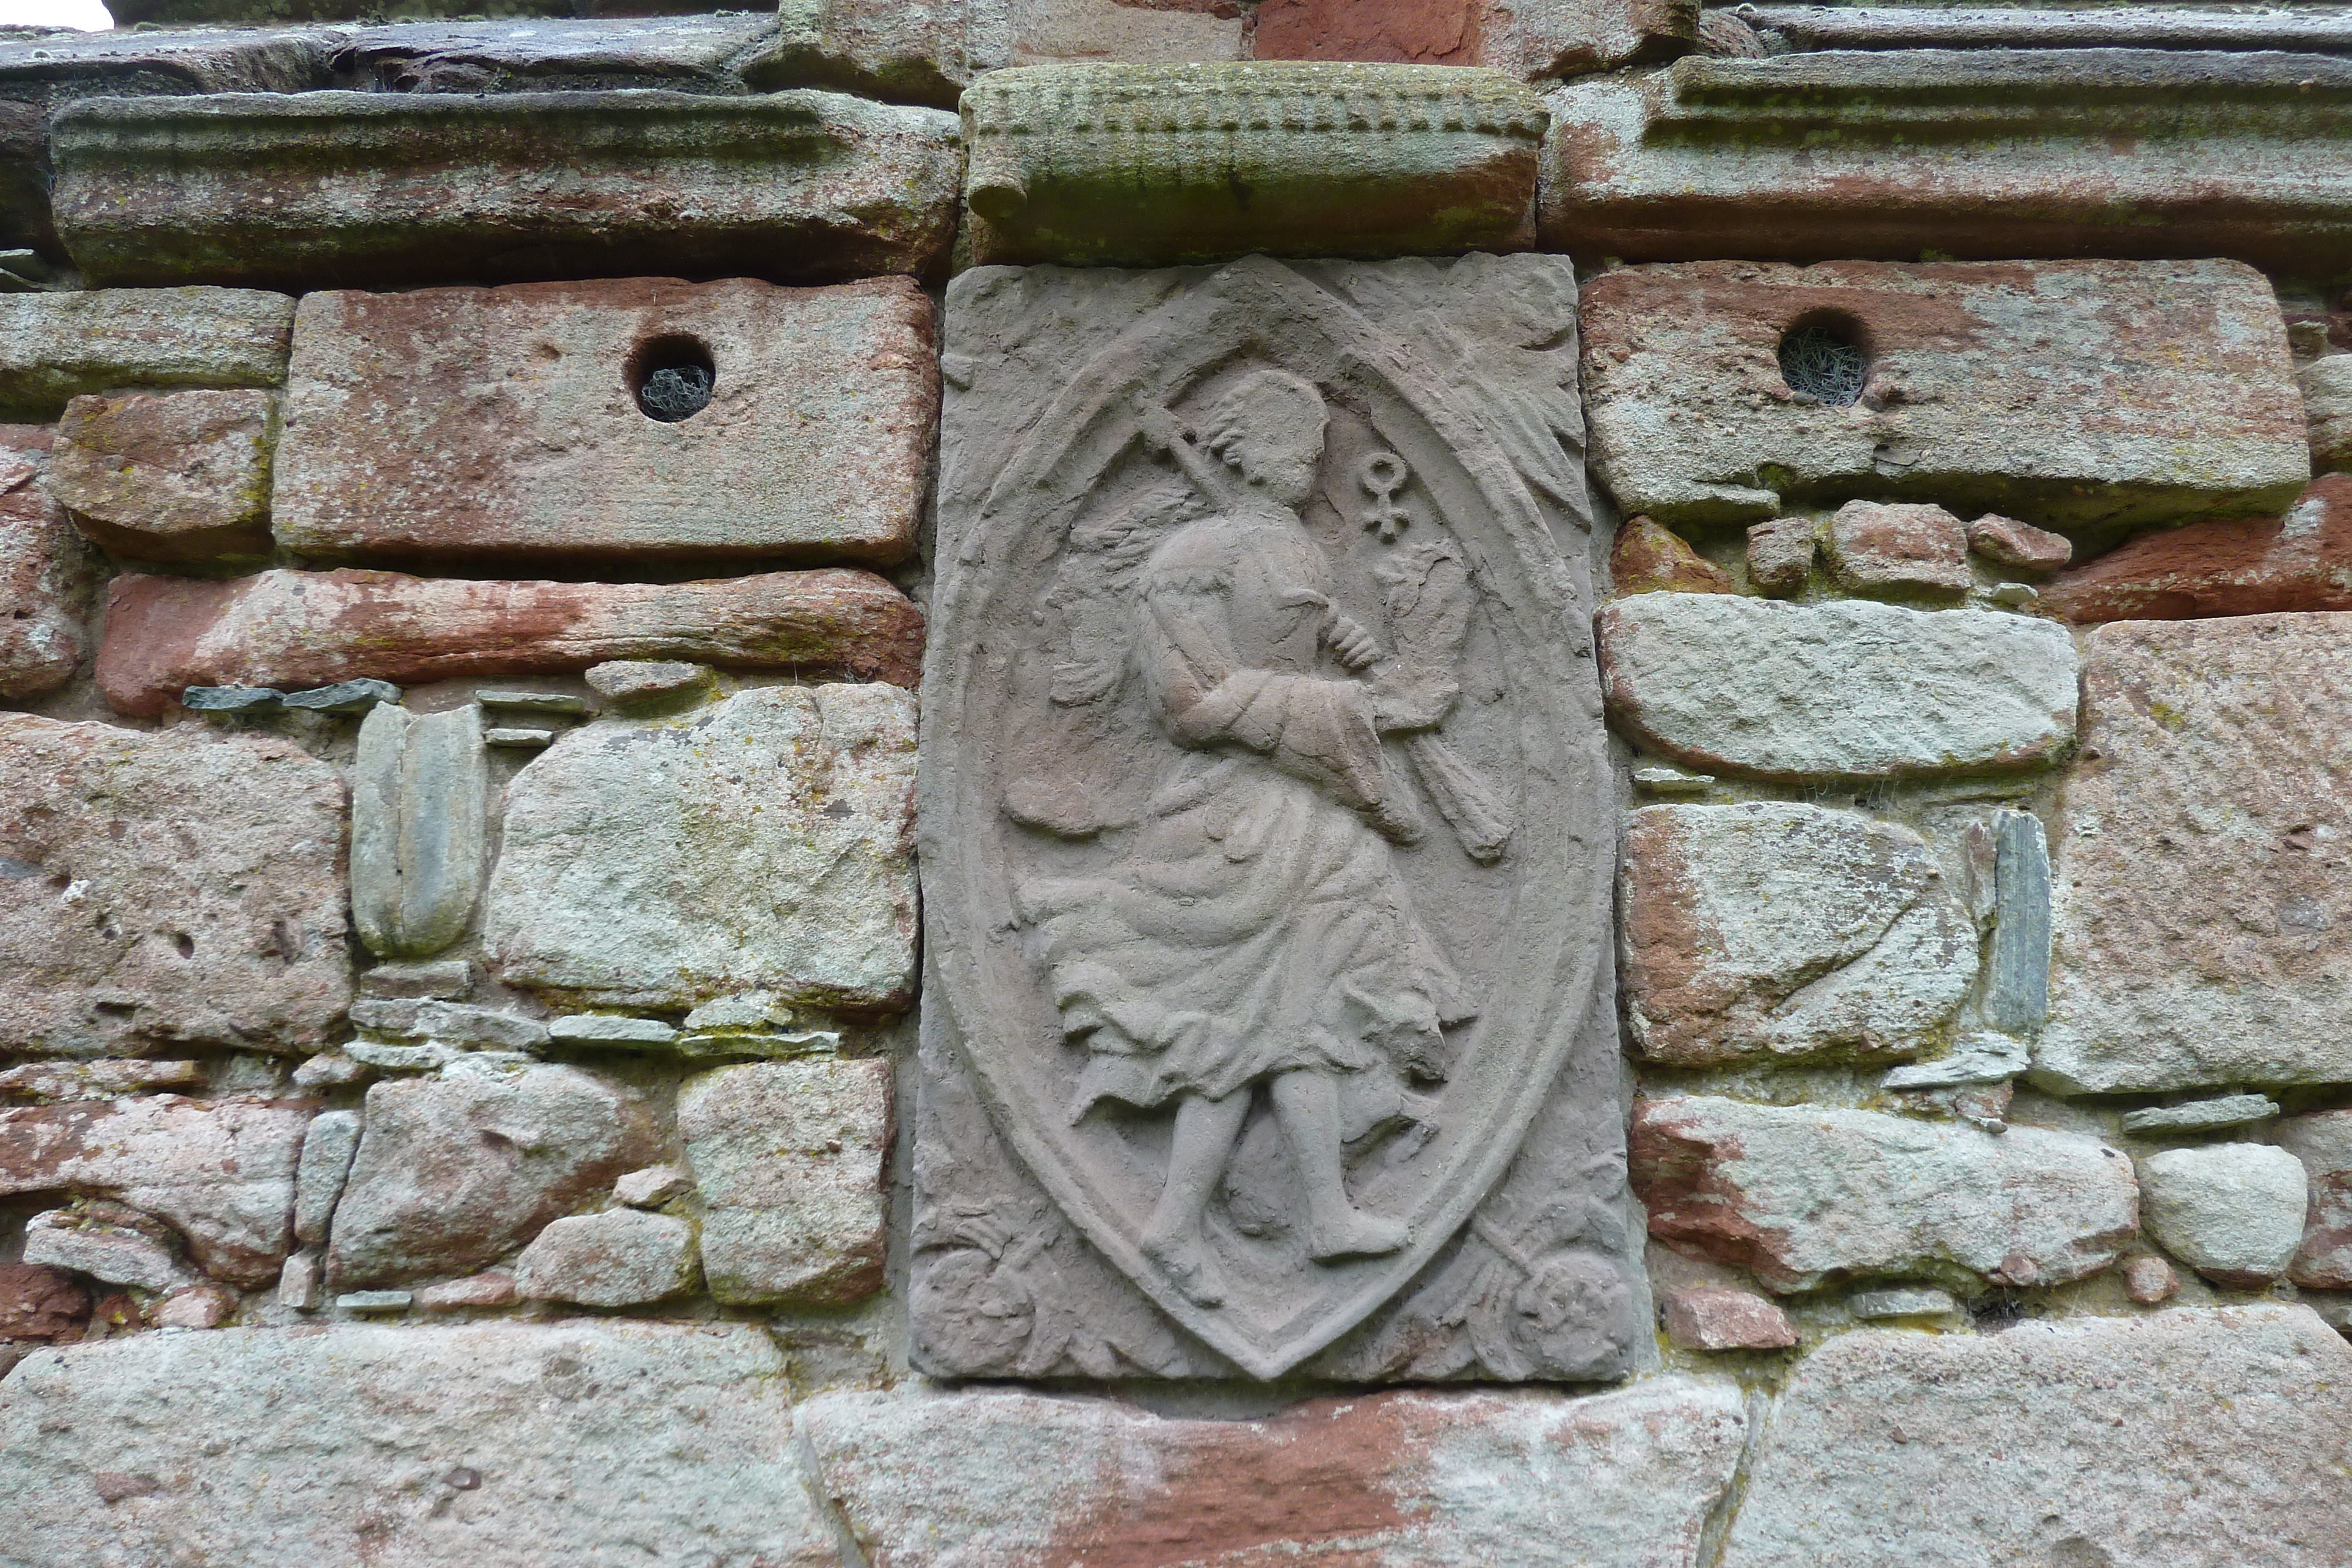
[1324,614,1382,671]
[1369,668,1459,733]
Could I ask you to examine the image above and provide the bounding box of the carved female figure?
[1017,367,1475,1308]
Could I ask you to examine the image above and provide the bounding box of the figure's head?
[1199,368,1328,509]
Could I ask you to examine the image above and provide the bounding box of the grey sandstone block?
[0,286,293,422]
[2037,614,2352,1094]
[2140,1142,2308,1288]
[1720,1305,2352,1568]
[801,1376,1749,1567]
[1620,801,1977,1065]
[352,702,489,962]
[485,684,917,1014]
[1632,1094,2139,1292]
[1598,595,2079,783]
[513,1209,697,1308]
[1579,258,2308,537]
[50,88,962,292]
[272,276,934,568]
[0,1322,835,1568]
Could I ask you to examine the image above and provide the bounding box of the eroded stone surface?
[919,252,1636,1382]
[2037,614,2352,1094]
[1820,500,1971,598]
[1745,514,1813,596]
[0,1262,88,1343]
[1631,1095,2139,1292]
[803,1376,1748,1567]
[326,1065,659,1289]
[2141,1143,2310,1288]
[1661,1285,1795,1352]
[330,15,779,95]
[1719,1306,2352,1568]
[0,1058,204,1102]
[0,1322,835,1567]
[273,276,933,569]
[47,388,276,565]
[963,63,1545,266]
[485,684,917,1013]
[1545,52,2352,278]
[1968,511,2072,574]
[2042,474,2352,623]
[2307,355,2352,473]
[1579,258,2307,533]
[96,566,924,718]
[0,714,350,1057]
[1611,517,1732,595]
[513,1209,697,1308]
[0,424,95,699]
[679,1057,890,1306]
[1620,802,1977,1065]
[0,286,293,421]
[2280,1111,2352,1289]
[0,1095,312,1286]
[52,89,962,292]
[1598,595,2078,783]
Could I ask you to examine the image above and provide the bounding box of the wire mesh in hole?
[1778,322,1869,406]
[638,363,714,423]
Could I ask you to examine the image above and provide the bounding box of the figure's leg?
[1140,1089,1250,1306]
[1272,1071,1410,1262]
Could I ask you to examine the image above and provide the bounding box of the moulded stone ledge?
[49,88,963,292]
[1742,5,2352,55]
[1544,49,2352,273]
[961,62,1549,267]
[94,565,926,718]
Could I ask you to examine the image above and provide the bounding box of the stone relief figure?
[1012,366,1486,1308]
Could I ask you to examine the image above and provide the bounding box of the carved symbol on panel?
[1358,450,1413,541]
[922,255,1623,1380]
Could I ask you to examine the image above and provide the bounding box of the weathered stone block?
[1820,499,1971,598]
[1719,1306,2352,1568]
[0,424,95,700]
[2278,1110,2352,1289]
[2306,355,2352,473]
[0,1095,312,1286]
[0,1322,836,1568]
[0,1262,87,1343]
[1659,1285,1795,1351]
[1598,594,2078,783]
[802,1376,1748,1566]
[351,702,489,961]
[0,714,350,1057]
[46,388,275,566]
[513,1209,697,1308]
[2141,1142,2308,1288]
[2042,473,2352,623]
[272,276,933,569]
[485,684,915,1014]
[1545,51,2352,277]
[0,1058,204,1103]
[1744,514,1813,596]
[1610,516,1732,595]
[1255,0,1704,76]
[96,565,924,718]
[326,1065,659,1289]
[1620,802,1977,1065]
[962,63,1546,266]
[0,24,328,108]
[51,89,961,292]
[290,1108,359,1249]
[0,286,293,422]
[678,1057,891,1307]
[1632,1095,2139,1292]
[2037,614,2352,1094]
[1743,6,2352,54]
[330,15,780,96]
[1967,511,2072,574]
[1579,258,2307,534]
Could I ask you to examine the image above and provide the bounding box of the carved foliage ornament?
[917,253,1637,1380]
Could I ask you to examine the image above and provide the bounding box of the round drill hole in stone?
[1778,320,1869,407]
[630,336,716,423]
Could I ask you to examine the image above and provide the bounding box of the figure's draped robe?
[1020,505,1472,1141]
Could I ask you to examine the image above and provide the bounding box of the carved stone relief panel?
[916,252,1641,1382]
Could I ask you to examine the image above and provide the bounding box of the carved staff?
[1135,400,1514,864]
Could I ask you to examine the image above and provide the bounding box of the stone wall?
[2,5,2351,1566]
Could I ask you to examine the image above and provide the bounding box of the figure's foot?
[1308,1208,1410,1262]
[1141,1226,1231,1307]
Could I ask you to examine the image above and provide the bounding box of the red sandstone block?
[272,276,936,569]
[1611,515,1733,595]
[2042,474,2352,623]
[96,566,924,718]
